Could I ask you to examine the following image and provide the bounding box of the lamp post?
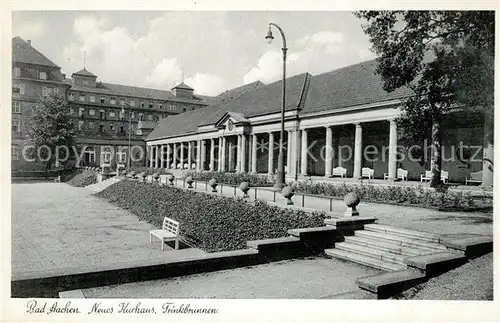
[266,23,287,190]
[120,103,132,171]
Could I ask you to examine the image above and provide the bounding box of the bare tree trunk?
[430,119,443,187]
[481,105,494,187]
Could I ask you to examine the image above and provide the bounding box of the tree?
[26,91,74,172]
[355,11,494,187]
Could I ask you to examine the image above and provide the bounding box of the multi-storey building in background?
[11,36,213,172]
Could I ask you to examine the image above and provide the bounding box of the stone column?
[149,146,153,168]
[236,135,241,172]
[300,129,308,175]
[286,131,292,174]
[240,134,247,172]
[201,139,207,171]
[325,126,333,177]
[160,145,165,168]
[388,119,398,180]
[221,137,227,171]
[210,138,215,171]
[173,143,177,169]
[228,140,234,171]
[268,132,274,174]
[187,141,193,170]
[166,144,172,169]
[353,123,363,179]
[251,134,258,173]
[157,145,161,168]
[195,140,201,171]
[180,142,185,169]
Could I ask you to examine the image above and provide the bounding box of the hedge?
[67,170,98,187]
[129,166,171,175]
[96,180,326,252]
[294,182,491,211]
[185,171,275,187]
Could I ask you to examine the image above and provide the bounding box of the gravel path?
[394,253,493,300]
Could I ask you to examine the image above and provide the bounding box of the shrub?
[96,180,326,252]
[129,166,170,175]
[186,171,274,187]
[67,170,97,187]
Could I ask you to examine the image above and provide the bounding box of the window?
[149,103,154,109]
[119,125,124,134]
[12,146,20,160]
[78,108,84,117]
[88,121,95,129]
[140,102,145,108]
[110,98,116,105]
[99,110,105,120]
[130,100,136,107]
[83,80,88,86]
[109,123,115,131]
[13,67,21,77]
[120,98,125,106]
[13,84,25,94]
[168,103,176,110]
[183,107,187,112]
[78,120,84,131]
[139,113,145,121]
[117,150,126,163]
[42,86,59,97]
[159,103,163,109]
[12,101,21,114]
[89,95,96,103]
[109,111,116,118]
[100,97,106,104]
[69,93,75,101]
[69,107,74,115]
[89,109,96,116]
[39,71,47,80]
[99,124,104,132]
[130,112,135,119]
[79,94,85,102]
[12,119,20,132]
[84,147,96,164]
[147,114,153,121]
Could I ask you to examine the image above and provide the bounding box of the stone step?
[344,236,436,257]
[325,248,407,272]
[355,231,447,252]
[364,224,440,243]
[335,242,406,264]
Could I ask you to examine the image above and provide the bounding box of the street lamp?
[120,103,132,171]
[266,23,287,190]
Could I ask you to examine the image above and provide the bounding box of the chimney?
[27,40,31,46]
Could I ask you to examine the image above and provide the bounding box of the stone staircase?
[86,176,122,193]
[325,223,452,272]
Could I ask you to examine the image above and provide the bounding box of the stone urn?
[186,176,194,189]
[129,171,136,179]
[282,186,295,205]
[139,172,147,181]
[208,178,218,192]
[121,170,127,177]
[239,182,250,198]
[153,172,160,182]
[167,174,175,185]
[344,192,360,216]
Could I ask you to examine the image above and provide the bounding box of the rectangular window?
[89,95,96,103]
[69,107,75,115]
[109,111,116,118]
[88,121,95,129]
[130,111,135,119]
[139,113,144,121]
[79,94,85,102]
[100,97,106,104]
[168,103,175,110]
[159,103,163,109]
[130,100,136,107]
[147,114,153,121]
[89,109,96,116]
[69,93,74,101]
[149,103,154,109]
[12,101,21,114]
[78,120,84,131]
[39,71,47,80]
[78,108,85,117]
[12,146,20,160]
[12,119,20,132]
[109,123,115,131]
[13,67,21,77]
[83,80,88,86]
[13,84,25,94]
[140,102,145,108]
[99,111,105,120]
[110,98,116,105]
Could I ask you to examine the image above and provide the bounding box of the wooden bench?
[332,166,347,178]
[466,170,483,185]
[149,217,180,251]
[384,168,408,181]
[421,170,449,183]
[361,167,374,179]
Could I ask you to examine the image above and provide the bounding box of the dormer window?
[110,98,116,105]
[130,100,136,107]
[140,102,145,108]
[149,103,154,109]
[39,71,47,80]
[13,67,21,77]
[100,97,106,104]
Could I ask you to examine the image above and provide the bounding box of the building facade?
[12,36,212,172]
[145,60,492,186]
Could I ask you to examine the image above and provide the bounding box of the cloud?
[16,21,45,40]
[185,73,228,96]
[243,51,282,84]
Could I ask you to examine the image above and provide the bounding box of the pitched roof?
[12,36,59,68]
[216,81,265,103]
[72,68,97,78]
[302,60,414,114]
[172,82,193,91]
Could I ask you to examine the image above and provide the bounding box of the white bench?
[466,170,483,185]
[332,166,347,178]
[149,217,180,251]
[420,170,449,183]
[361,167,374,179]
[384,168,408,181]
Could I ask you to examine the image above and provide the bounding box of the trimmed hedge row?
[185,171,274,187]
[129,166,170,175]
[67,170,97,187]
[96,180,326,252]
[294,182,491,210]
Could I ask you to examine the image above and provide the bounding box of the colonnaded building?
[145,60,492,185]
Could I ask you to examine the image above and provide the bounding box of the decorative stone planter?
[282,186,295,205]
[208,178,218,192]
[167,174,175,185]
[186,176,194,189]
[153,172,160,182]
[139,172,147,181]
[239,182,250,198]
[121,170,127,177]
[344,192,360,216]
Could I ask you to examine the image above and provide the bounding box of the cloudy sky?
[12,11,376,96]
